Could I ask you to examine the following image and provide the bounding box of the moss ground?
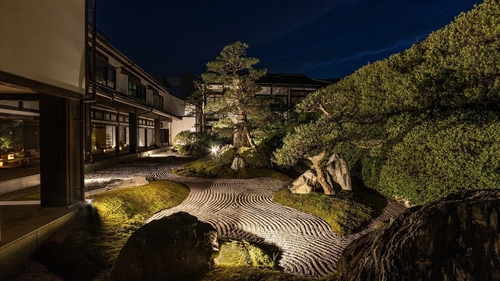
[173,156,294,182]
[10,157,383,280]
[29,180,190,281]
[273,186,386,236]
[201,265,337,281]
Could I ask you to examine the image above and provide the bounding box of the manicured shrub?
[217,146,237,164]
[174,130,213,156]
[238,146,272,168]
[378,110,500,205]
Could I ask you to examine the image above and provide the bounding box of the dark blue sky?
[96,0,480,79]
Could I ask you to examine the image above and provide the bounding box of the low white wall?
[0,175,40,196]
[0,208,80,281]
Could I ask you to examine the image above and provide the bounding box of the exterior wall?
[255,86,288,96]
[201,74,332,132]
[116,72,129,94]
[0,0,86,96]
[88,35,188,154]
[163,94,185,117]
[171,117,196,143]
[165,95,195,142]
[146,89,154,104]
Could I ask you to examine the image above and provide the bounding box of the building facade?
[86,28,185,158]
[256,73,336,107]
[203,73,335,132]
[0,0,87,207]
[0,1,186,206]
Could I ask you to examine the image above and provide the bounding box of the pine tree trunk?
[233,122,255,150]
[308,151,335,195]
[244,124,256,151]
[200,107,205,133]
[233,127,247,147]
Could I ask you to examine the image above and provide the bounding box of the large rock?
[337,190,500,281]
[289,169,319,194]
[214,238,277,268]
[213,144,233,158]
[326,153,352,191]
[86,176,149,196]
[108,212,218,281]
[106,176,149,190]
[231,157,245,170]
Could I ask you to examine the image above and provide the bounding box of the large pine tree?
[274,0,500,202]
[202,42,268,149]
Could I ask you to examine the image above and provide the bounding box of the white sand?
[85,155,406,277]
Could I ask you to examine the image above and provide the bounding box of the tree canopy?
[201,41,271,149]
[274,0,500,203]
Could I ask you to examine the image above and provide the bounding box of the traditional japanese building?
[0,1,186,206]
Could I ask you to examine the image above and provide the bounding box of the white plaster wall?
[146,89,154,104]
[163,94,185,118]
[0,0,86,95]
[171,117,196,143]
[256,86,272,95]
[116,72,129,94]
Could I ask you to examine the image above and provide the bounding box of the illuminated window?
[89,54,116,89]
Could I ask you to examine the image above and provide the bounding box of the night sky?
[96,0,480,80]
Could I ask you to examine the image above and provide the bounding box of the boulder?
[86,176,150,196]
[231,157,245,170]
[214,238,277,268]
[107,176,149,190]
[213,144,233,158]
[326,153,352,191]
[108,212,218,281]
[337,190,500,281]
[289,169,319,194]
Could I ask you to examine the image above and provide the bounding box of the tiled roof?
[257,73,335,87]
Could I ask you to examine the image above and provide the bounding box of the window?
[89,56,116,89]
[290,90,311,107]
[118,126,129,152]
[139,128,145,147]
[128,76,146,102]
[206,92,222,103]
[147,128,154,146]
[118,115,129,123]
[92,124,115,154]
[153,89,163,110]
[0,100,20,108]
[94,111,103,120]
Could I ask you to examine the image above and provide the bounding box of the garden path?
[85,154,406,278]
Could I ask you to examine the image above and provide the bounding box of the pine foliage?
[274,0,500,204]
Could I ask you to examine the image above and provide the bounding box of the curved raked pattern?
[147,177,349,277]
[86,156,405,277]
